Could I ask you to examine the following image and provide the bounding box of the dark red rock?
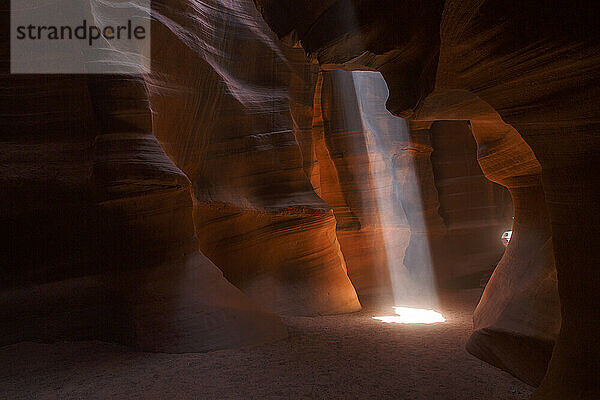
[253,0,600,396]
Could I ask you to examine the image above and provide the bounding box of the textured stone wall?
[311,70,410,299]
[467,119,560,386]
[0,71,286,352]
[253,1,599,396]
[148,0,360,316]
[312,71,511,296]
[0,2,288,352]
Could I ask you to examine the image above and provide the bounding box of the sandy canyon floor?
[0,288,534,399]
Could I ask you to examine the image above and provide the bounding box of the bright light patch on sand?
[373,307,446,324]
[351,71,440,309]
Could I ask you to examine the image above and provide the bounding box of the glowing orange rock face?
[3,7,599,399]
[254,0,600,397]
[147,0,360,316]
[310,71,410,298]
[311,70,512,298]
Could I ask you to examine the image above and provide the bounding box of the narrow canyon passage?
[3,0,598,398]
[0,289,533,400]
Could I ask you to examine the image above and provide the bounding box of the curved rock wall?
[311,70,511,298]
[393,121,446,293]
[0,2,286,351]
[396,120,512,290]
[148,0,360,316]
[435,4,598,395]
[311,70,411,299]
[467,119,560,386]
[0,72,286,352]
[428,120,512,287]
[252,1,598,396]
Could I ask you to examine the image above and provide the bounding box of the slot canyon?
[1,1,598,399]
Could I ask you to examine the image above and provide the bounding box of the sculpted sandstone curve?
[0,72,286,352]
[253,1,599,397]
[148,0,360,315]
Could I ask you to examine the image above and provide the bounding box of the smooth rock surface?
[252,1,599,396]
[148,0,360,315]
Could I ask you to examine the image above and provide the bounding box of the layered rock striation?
[311,70,411,298]
[1,0,287,351]
[311,70,511,296]
[148,0,360,315]
[253,1,599,396]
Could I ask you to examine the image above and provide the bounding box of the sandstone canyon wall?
[311,70,411,299]
[252,1,597,397]
[0,70,287,352]
[396,119,513,290]
[428,120,512,287]
[467,119,560,386]
[148,0,360,316]
[0,2,289,352]
[2,3,587,398]
[312,70,512,298]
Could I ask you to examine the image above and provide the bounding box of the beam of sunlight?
[373,306,446,324]
[350,71,439,308]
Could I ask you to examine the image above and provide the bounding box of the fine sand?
[0,288,534,399]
